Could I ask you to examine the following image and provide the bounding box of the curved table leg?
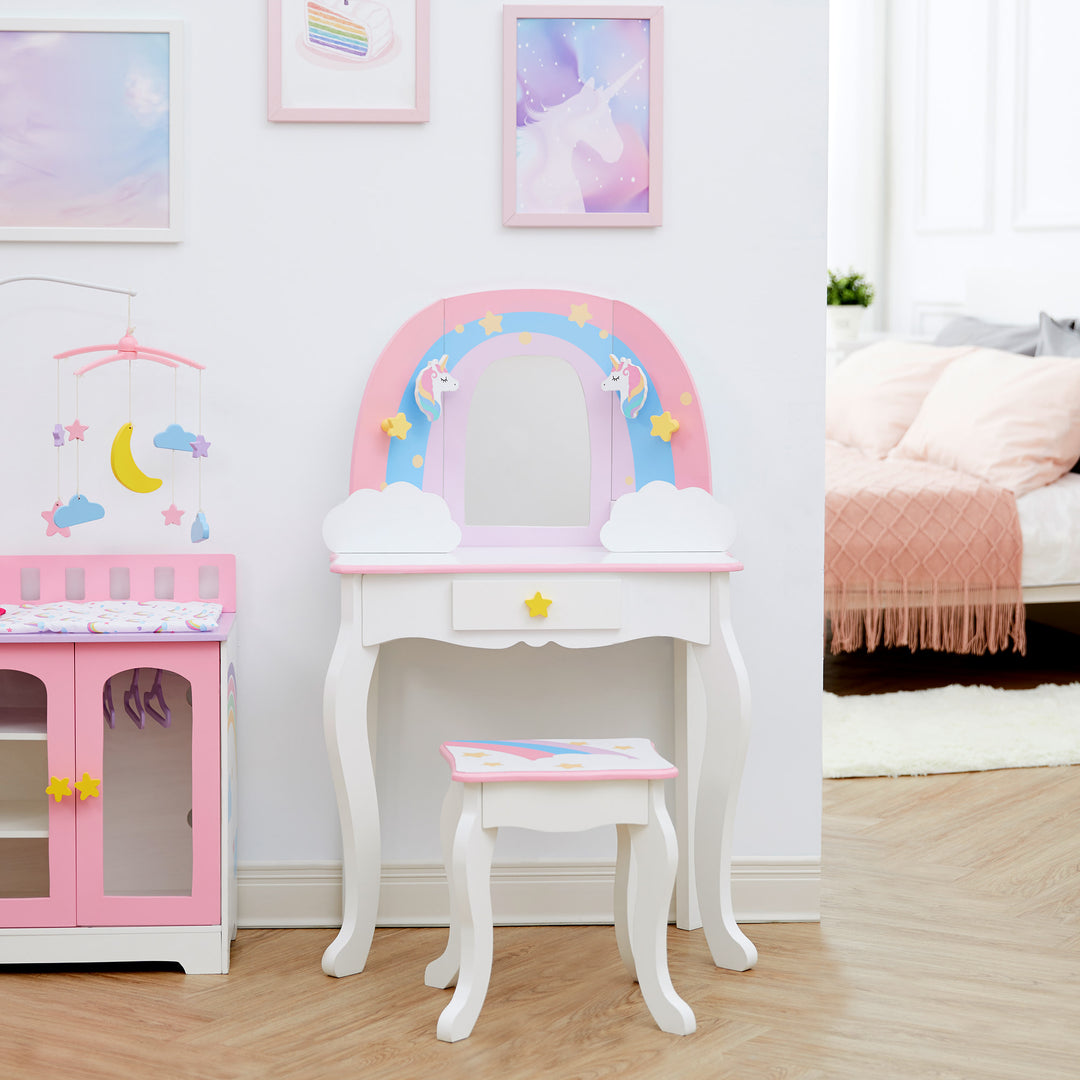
[425,782,465,989]
[322,577,381,978]
[689,572,758,971]
[629,782,696,1035]
[436,785,496,1043]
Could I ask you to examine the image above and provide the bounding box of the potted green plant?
[826,269,875,346]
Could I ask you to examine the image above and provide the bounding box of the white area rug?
[823,682,1080,778]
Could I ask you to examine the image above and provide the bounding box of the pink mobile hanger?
[55,331,205,376]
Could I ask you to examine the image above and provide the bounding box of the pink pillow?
[825,342,973,457]
[888,348,1080,495]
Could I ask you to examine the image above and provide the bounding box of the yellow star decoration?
[381,412,412,440]
[615,745,632,750]
[569,741,587,746]
[569,303,592,329]
[463,752,488,758]
[650,411,681,442]
[557,763,584,769]
[478,311,503,335]
[483,761,504,767]
[525,591,553,618]
[45,776,71,803]
[73,772,101,801]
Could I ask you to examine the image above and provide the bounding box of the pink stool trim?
[440,738,678,783]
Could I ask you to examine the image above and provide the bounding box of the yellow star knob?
[478,311,503,335]
[463,752,488,758]
[45,776,71,803]
[525,591,553,618]
[569,303,593,328]
[557,763,584,769]
[73,772,101,801]
[381,413,412,440]
[650,411,681,442]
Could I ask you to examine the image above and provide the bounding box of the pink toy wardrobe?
[320,289,757,982]
[0,554,238,974]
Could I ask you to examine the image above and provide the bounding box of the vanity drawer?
[452,578,622,631]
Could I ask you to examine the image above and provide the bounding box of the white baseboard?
[236,857,820,929]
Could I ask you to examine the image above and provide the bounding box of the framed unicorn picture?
[268,0,430,122]
[503,5,663,227]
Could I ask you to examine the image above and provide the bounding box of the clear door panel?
[102,668,193,898]
[0,671,50,900]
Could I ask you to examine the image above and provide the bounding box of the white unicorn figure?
[601,354,648,419]
[414,354,459,422]
[516,59,644,214]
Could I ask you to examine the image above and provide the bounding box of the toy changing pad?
[0,600,223,635]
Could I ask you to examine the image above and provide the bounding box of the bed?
[825,272,1080,654]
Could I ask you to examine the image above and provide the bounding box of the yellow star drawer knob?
[73,772,102,800]
[45,776,72,803]
[525,591,553,618]
[381,412,412,440]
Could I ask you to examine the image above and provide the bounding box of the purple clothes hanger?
[102,680,116,729]
[123,669,146,729]
[143,669,172,728]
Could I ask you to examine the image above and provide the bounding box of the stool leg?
[436,784,497,1042]
[614,824,636,981]
[628,781,696,1035]
[425,783,465,990]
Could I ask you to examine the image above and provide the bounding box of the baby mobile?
[41,288,212,544]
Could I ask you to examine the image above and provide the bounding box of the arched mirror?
[464,355,591,528]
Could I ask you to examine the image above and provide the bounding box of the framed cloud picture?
[268,0,430,122]
[503,5,663,227]
[0,19,183,242]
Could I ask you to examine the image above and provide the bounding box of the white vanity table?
[321,290,758,979]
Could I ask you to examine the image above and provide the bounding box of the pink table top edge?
[329,547,743,575]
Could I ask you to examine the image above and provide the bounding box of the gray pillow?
[933,315,1039,355]
[1035,311,1080,357]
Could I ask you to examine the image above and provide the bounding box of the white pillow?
[888,348,1080,495]
[825,341,973,457]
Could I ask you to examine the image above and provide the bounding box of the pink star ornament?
[162,504,185,526]
[42,500,72,538]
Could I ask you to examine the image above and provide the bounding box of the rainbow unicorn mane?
[601,354,649,420]
[414,355,459,423]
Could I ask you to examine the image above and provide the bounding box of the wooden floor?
[3,764,1079,1078]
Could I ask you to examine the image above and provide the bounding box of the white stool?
[424,738,696,1042]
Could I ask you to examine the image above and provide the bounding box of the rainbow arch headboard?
[350,289,711,545]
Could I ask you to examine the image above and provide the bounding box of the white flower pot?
[826,305,865,347]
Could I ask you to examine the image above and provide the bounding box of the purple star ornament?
[189,434,210,459]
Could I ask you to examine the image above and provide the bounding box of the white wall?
[881,0,1080,333]
[827,0,887,332]
[0,1,828,915]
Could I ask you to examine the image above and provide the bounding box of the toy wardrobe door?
[0,645,77,929]
[73,642,221,927]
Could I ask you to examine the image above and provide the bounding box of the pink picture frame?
[503,4,663,227]
[268,0,429,122]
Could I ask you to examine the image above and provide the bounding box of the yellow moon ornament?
[110,423,163,493]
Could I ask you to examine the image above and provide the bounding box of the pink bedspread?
[825,441,1025,654]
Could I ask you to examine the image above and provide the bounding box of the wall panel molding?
[914,0,997,234]
[1012,0,1080,229]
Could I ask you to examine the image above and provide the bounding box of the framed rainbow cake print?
[268,0,430,122]
[0,20,183,243]
[503,5,664,228]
